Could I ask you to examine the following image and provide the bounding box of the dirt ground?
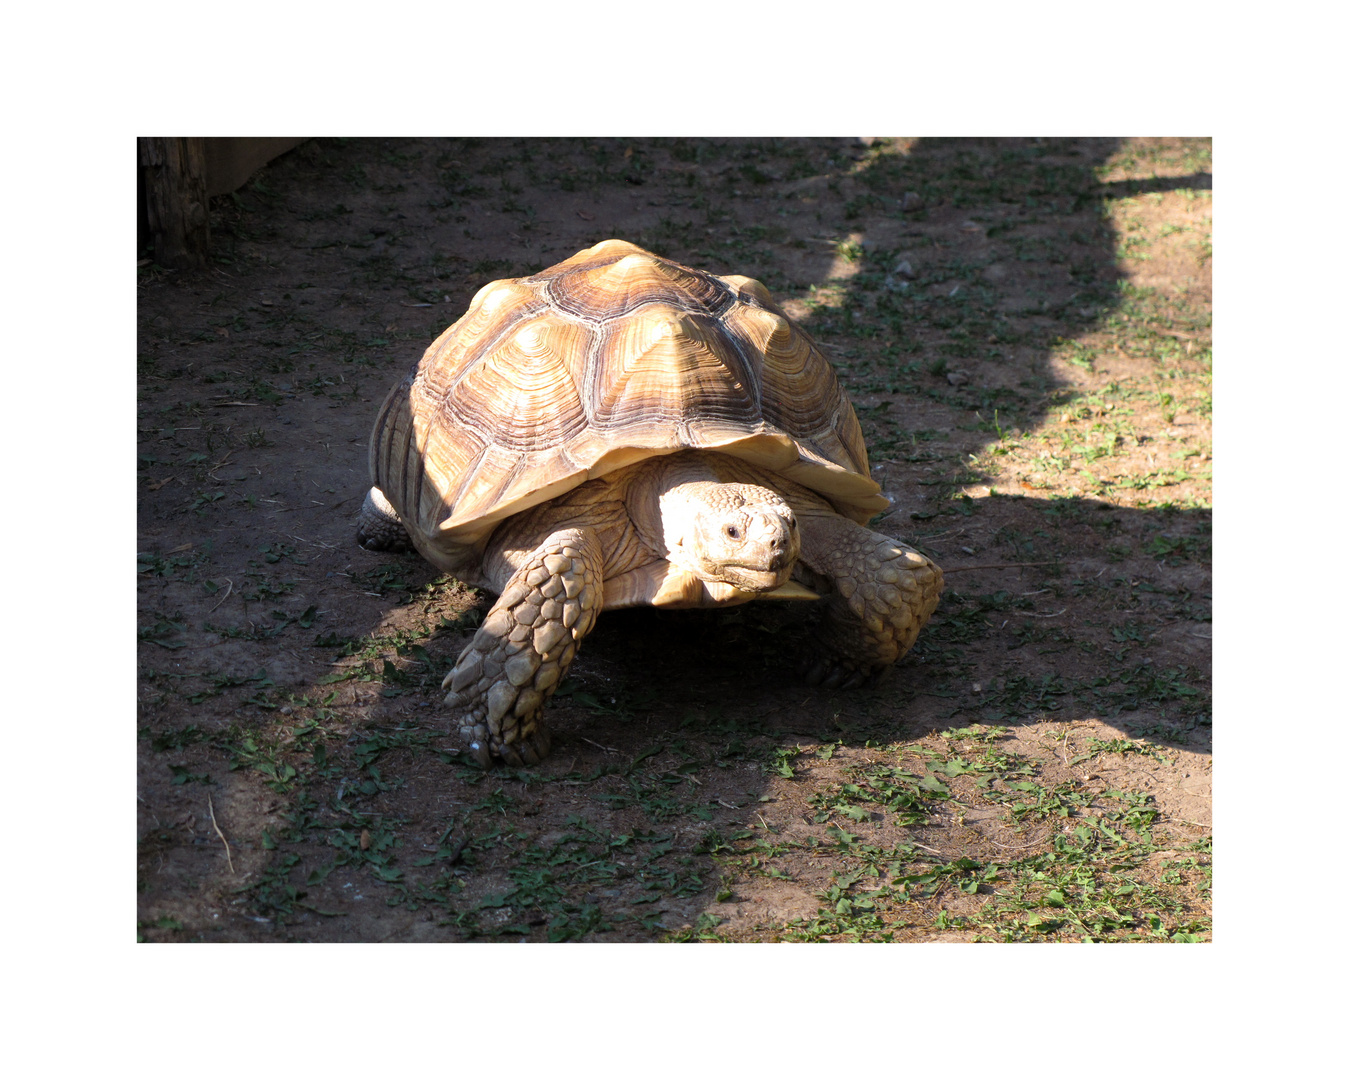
[136,137,1211,942]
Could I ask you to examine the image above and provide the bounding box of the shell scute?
[542,244,736,323]
[589,304,761,434]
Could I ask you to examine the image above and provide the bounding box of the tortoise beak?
[721,510,800,590]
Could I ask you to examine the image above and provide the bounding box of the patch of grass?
[238,574,299,602]
[445,813,707,941]
[141,666,279,707]
[1143,533,1211,565]
[138,614,189,650]
[697,727,1207,942]
[138,546,211,580]
[351,563,419,596]
[206,605,318,641]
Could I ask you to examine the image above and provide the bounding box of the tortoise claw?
[803,655,875,691]
[533,725,552,759]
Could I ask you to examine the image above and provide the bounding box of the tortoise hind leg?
[444,527,604,766]
[796,514,943,689]
[356,487,413,552]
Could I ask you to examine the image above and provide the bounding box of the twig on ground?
[988,836,1042,850]
[206,579,233,613]
[206,451,235,480]
[207,794,235,875]
[288,532,336,550]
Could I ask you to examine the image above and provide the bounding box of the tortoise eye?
[725,525,741,539]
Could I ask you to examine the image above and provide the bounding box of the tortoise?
[358,239,942,766]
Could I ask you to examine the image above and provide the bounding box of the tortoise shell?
[370,239,888,571]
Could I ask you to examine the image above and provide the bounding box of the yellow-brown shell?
[370,239,887,568]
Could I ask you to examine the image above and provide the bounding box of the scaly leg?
[796,514,943,689]
[443,527,604,766]
[356,487,413,552]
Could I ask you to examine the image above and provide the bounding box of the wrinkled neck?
[625,454,723,566]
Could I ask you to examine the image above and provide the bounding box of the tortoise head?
[666,481,801,592]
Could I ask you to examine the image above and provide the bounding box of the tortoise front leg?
[795,514,943,689]
[443,527,604,766]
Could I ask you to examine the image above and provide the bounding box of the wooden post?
[139,137,210,270]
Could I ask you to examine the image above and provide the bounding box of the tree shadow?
[558,136,1211,757]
